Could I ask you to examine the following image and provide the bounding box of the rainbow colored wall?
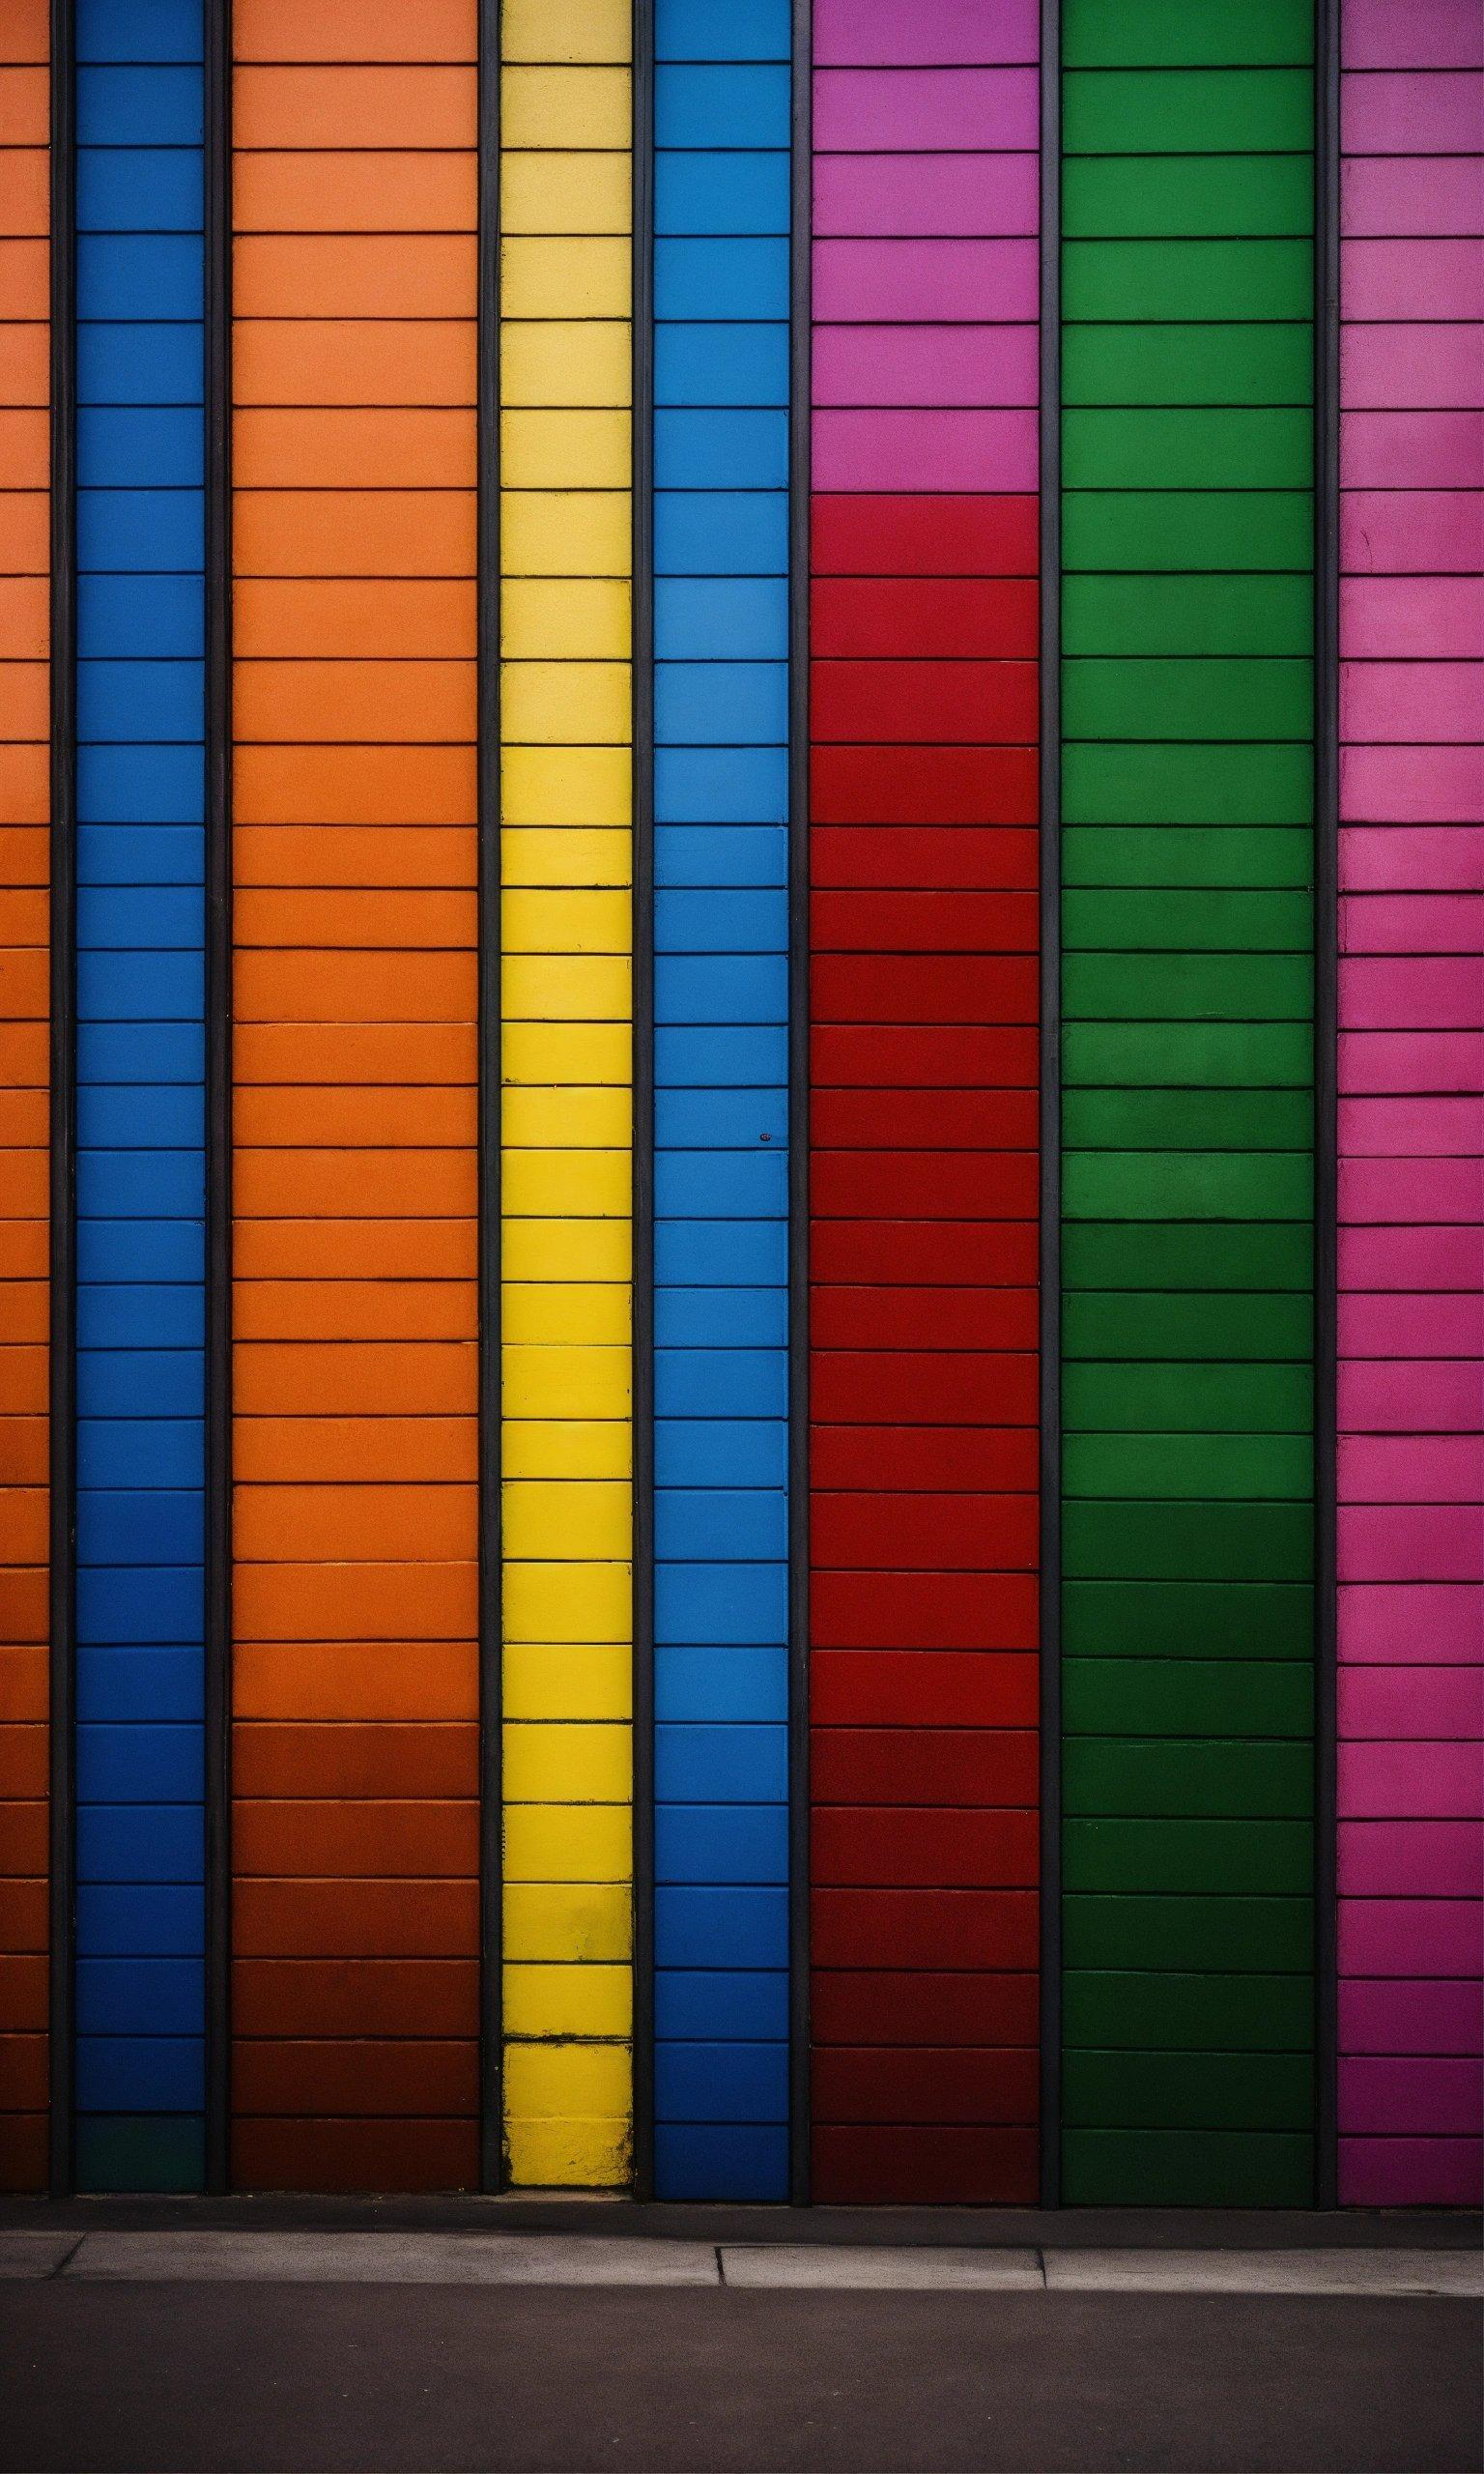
[1,0,1478,2211]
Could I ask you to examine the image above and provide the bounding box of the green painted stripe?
[1059,10,1317,2206]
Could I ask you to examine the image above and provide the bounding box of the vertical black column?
[46,0,75,2203]
[476,0,503,2196]
[786,0,812,2213]
[202,0,233,2201]
[1312,0,1341,2215]
[1038,0,1062,2216]
[630,0,656,2206]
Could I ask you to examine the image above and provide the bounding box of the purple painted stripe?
[813,68,1040,154]
[813,0,1040,70]
[813,323,1039,407]
[1342,156,1484,235]
[1341,1224,1483,1289]
[812,153,1040,239]
[1340,1582,1484,1660]
[1340,1977,1483,2054]
[1340,2135,1483,2206]
[812,237,1039,323]
[1339,575,1484,653]
[1340,1821,1484,1896]
[1341,71,1484,156]
[1340,322,1484,407]
[1343,0,1484,73]
[812,406,1039,493]
[1343,236,1484,316]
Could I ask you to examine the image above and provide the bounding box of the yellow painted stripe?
[499,0,633,2191]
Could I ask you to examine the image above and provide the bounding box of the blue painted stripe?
[651,8,791,2203]
[72,5,206,2190]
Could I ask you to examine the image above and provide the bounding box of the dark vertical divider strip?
[203,0,233,2199]
[786,0,812,2212]
[477,0,502,2195]
[630,0,656,2206]
[1312,0,1340,2214]
[46,0,75,2202]
[1037,0,1062,2215]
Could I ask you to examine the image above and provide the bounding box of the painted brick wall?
[499,0,634,2190]
[1337,0,1483,2209]
[230,0,480,2193]
[0,0,49,2199]
[1060,0,1319,2207]
[72,0,208,2195]
[809,0,1042,2207]
[650,0,791,2204]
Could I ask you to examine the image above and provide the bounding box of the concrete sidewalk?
[1,2225,1480,2294]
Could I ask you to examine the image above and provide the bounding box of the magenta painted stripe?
[1342,236,1484,315]
[812,237,1039,322]
[1341,744,1484,820]
[1341,1223,1484,1287]
[1340,1294,1483,1353]
[1339,2137,1483,2206]
[1345,0,1484,73]
[813,154,1040,238]
[1340,1031,1484,1094]
[1340,1663,1483,1733]
[1340,1900,1484,1976]
[1340,1821,1484,1896]
[1339,1159,1482,1223]
[813,68,1040,153]
[1341,660,1484,740]
[812,406,1039,493]
[1340,0,1483,2207]
[1338,577,1484,654]
[813,324,1039,406]
[1342,1436,1484,1503]
[1340,323,1484,405]
[1341,953,1483,1032]
[1342,157,1484,234]
[1341,490,1484,574]
[1340,893,1483,951]
[1342,410,1484,486]
[1339,2054,1483,2135]
[1338,1362,1482,1433]
[1338,1506,1484,1584]
[1341,1583,1484,1660]
[1341,70,1484,154]
[1339,1738,1484,1812]
[1339,1093,1482,1154]
[813,0,1040,70]
[1341,1977,1483,2053]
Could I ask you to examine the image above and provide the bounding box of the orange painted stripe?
[230,6,479,2193]
[0,0,48,2197]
